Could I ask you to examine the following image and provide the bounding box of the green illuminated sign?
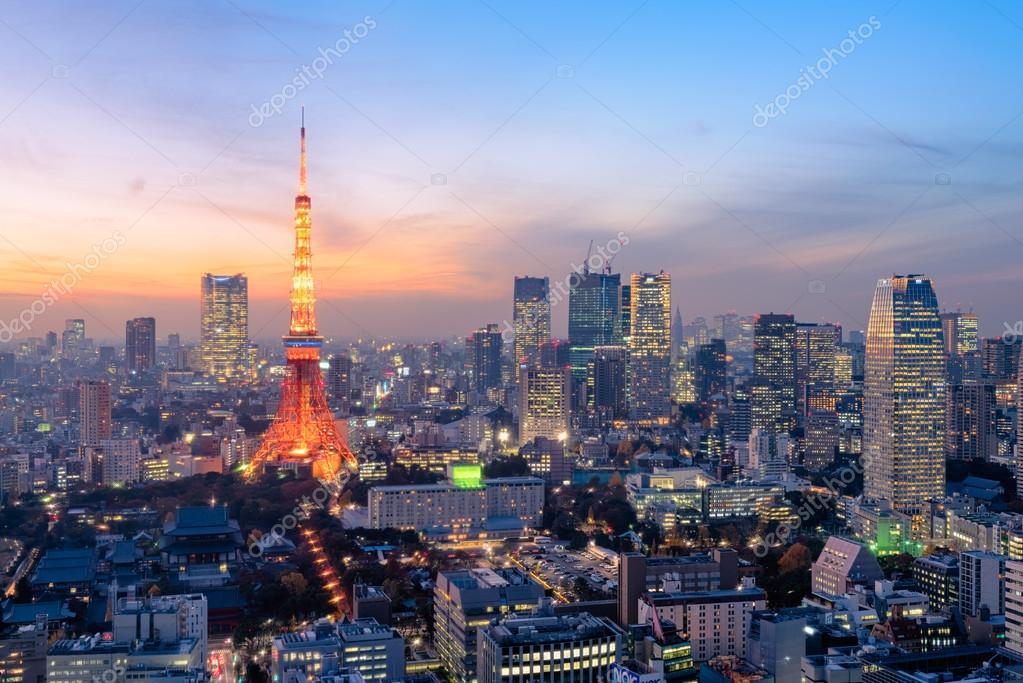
[451,463,483,489]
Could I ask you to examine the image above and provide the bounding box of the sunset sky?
[1,1,1021,343]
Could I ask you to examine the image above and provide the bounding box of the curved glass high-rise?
[863,275,945,517]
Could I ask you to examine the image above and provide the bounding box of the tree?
[281,571,308,597]
[778,543,812,574]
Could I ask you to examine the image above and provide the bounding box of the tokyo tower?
[247,113,356,484]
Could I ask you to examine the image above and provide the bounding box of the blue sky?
[0,0,1021,341]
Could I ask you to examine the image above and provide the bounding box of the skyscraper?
[587,345,628,419]
[79,380,112,447]
[61,319,85,360]
[940,311,979,356]
[512,276,550,367]
[200,273,249,382]
[945,381,996,461]
[468,324,503,393]
[863,275,946,516]
[795,322,839,415]
[695,339,727,404]
[327,354,353,415]
[125,317,156,373]
[628,272,671,425]
[518,365,571,445]
[751,313,796,433]
[568,271,621,381]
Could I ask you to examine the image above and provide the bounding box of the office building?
[587,345,628,419]
[940,311,979,356]
[628,272,672,425]
[912,554,959,613]
[79,380,112,447]
[200,273,249,382]
[795,322,839,415]
[520,437,573,485]
[353,584,392,625]
[468,324,503,394]
[945,381,997,461]
[512,276,550,367]
[368,469,544,536]
[618,550,738,627]
[751,313,796,433]
[327,354,353,414]
[639,580,766,663]
[271,617,404,683]
[568,271,621,381]
[518,365,571,445]
[959,550,1005,617]
[810,537,883,597]
[61,318,85,360]
[113,593,208,663]
[47,635,203,683]
[125,316,156,373]
[863,275,945,516]
[477,605,624,683]
[0,616,49,683]
[434,568,546,683]
[747,611,806,682]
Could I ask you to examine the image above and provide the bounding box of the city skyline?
[1,2,1022,340]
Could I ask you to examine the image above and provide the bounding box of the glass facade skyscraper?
[863,275,945,516]
[628,272,671,425]
[125,317,156,373]
[512,276,550,367]
[751,313,796,433]
[568,271,621,381]
[200,273,250,382]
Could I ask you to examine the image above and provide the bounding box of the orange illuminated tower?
[248,113,356,483]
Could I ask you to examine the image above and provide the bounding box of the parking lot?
[508,542,618,601]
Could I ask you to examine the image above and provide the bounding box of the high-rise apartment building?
[512,276,550,367]
[79,380,112,448]
[200,273,249,382]
[959,550,1005,617]
[628,272,671,425]
[568,271,621,381]
[945,381,997,461]
[124,317,156,373]
[468,324,503,394]
[751,313,796,433]
[519,365,571,445]
[1005,560,1023,655]
[863,275,945,515]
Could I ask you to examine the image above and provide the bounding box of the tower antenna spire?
[299,106,307,195]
